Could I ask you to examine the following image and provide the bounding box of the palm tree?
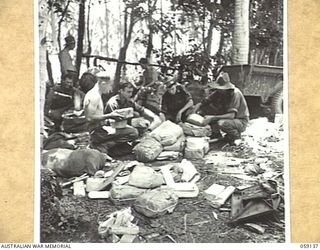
[232,0,250,64]
[39,0,48,149]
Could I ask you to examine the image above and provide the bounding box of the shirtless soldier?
[83,72,138,154]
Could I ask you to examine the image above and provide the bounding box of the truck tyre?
[270,88,283,114]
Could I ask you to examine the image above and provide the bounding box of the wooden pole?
[82,54,177,70]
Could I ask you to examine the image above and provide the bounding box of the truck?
[219,64,283,121]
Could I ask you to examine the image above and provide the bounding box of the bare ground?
[40,140,285,243]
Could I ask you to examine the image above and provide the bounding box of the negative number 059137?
[300,244,319,248]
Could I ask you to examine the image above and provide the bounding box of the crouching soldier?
[196,72,250,145]
[83,72,139,154]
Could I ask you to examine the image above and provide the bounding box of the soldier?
[161,78,194,123]
[139,57,158,86]
[83,72,138,154]
[200,72,250,145]
[45,73,77,131]
[58,35,77,83]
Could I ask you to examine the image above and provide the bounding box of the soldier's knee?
[217,119,231,128]
[218,120,234,132]
[128,127,139,140]
[217,120,225,127]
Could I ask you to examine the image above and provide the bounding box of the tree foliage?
[250,0,283,65]
[43,0,284,86]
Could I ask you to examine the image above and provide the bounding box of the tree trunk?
[172,1,177,54]
[105,0,109,57]
[57,0,71,52]
[76,0,86,79]
[269,49,275,65]
[46,50,54,86]
[160,0,164,64]
[85,0,92,68]
[254,49,259,64]
[50,7,58,52]
[146,0,154,60]
[218,29,225,55]
[258,48,266,64]
[40,46,47,150]
[206,13,215,55]
[273,49,279,65]
[114,10,136,92]
[118,1,122,50]
[232,0,250,64]
[124,8,128,42]
[146,31,153,60]
[39,0,48,149]
[122,8,129,76]
[202,6,206,51]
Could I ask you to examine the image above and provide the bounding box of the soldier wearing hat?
[161,77,194,123]
[59,35,77,83]
[197,72,250,145]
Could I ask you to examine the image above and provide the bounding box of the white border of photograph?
[33,0,291,245]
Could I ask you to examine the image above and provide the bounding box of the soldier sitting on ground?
[45,73,83,132]
[106,81,161,132]
[79,67,100,94]
[161,77,194,123]
[134,80,167,122]
[83,72,139,155]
